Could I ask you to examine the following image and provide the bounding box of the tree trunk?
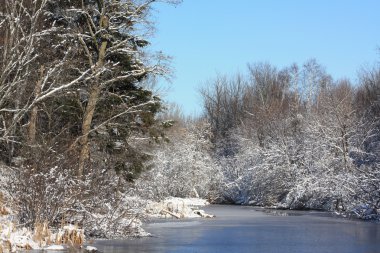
[77,85,101,178]
[27,66,44,146]
[77,13,108,177]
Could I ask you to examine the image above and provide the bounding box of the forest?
[0,0,379,251]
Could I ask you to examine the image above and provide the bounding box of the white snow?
[44,245,65,250]
[85,245,98,252]
[62,224,78,231]
[146,197,214,219]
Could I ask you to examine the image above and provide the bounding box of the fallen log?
[160,209,181,219]
[193,210,215,218]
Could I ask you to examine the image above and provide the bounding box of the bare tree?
[316,80,355,170]
[200,73,247,142]
[0,0,99,162]
[302,58,332,112]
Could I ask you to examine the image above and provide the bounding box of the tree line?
[197,59,379,216]
[132,57,379,220]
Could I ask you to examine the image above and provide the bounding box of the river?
[92,205,380,253]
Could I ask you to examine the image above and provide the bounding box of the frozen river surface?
[93,205,380,253]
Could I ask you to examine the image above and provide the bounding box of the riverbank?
[0,197,214,252]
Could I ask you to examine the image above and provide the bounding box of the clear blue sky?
[151,0,380,116]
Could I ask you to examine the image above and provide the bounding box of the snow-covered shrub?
[134,121,223,202]
[3,148,147,239]
[214,109,362,211]
[81,195,149,238]
[10,164,80,226]
[280,172,356,211]
[348,106,380,219]
[217,134,296,206]
[0,165,13,214]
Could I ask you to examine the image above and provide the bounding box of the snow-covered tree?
[0,0,181,232]
[42,0,178,177]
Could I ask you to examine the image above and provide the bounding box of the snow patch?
[44,244,65,250]
[146,197,214,219]
[85,245,98,252]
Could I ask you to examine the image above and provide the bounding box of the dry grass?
[55,224,84,246]
[33,221,84,246]
[0,207,8,216]
[0,240,11,253]
[0,212,84,251]
[33,221,52,246]
[25,243,32,250]
[6,222,13,238]
[0,192,9,216]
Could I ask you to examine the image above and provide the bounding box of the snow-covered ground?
[145,197,215,219]
[0,211,87,252]
[0,220,100,252]
[0,196,215,252]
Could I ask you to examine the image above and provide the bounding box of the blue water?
[93,205,380,253]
